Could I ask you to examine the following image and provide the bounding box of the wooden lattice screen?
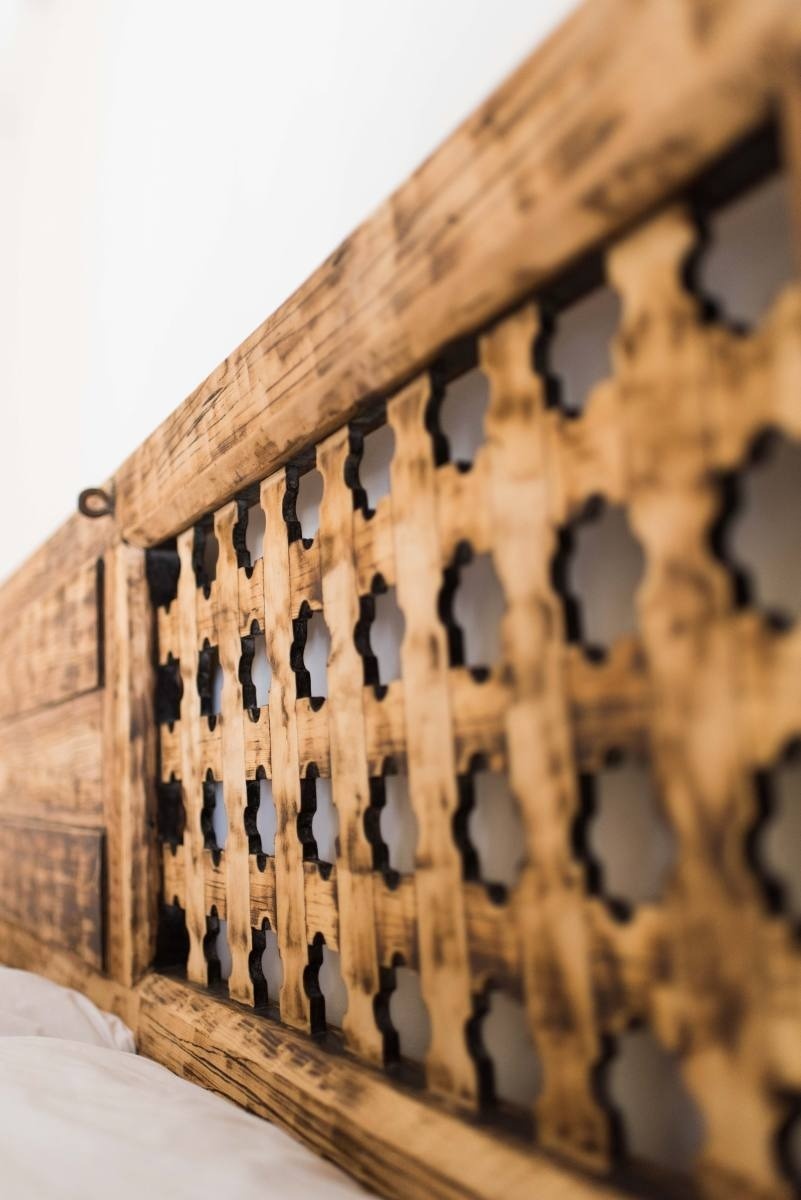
[151,171,801,1196]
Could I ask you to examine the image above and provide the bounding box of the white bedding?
[0,969,368,1200]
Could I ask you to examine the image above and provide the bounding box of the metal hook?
[78,487,115,519]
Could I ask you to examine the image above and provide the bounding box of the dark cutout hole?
[440,545,505,673]
[482,990,541,1110]
[360,423,395,511]
[203,907,231,990]
[155,653,182,727]
[155,900,189,971]
[753,747,801,924]
[244,772,276,859]
[260,926,284,1006]
[387,964,431,1063]
[438,367,490,467]
[201,773,227,864]
[576,759,676,916]
[694,174,794,331]
[146,542,180,610]
[296,469,323,542]
[719,432,801,626]
[193,517,219,596]
[240,626,271,713]
[356,583,405,693]
[293,609,330,703]
[245,502,265,564]
[318,944,348,1028]
[555,501,644,657]
[298,769,338,869]
[156,777,185,851]
[366,771,418,880]
[197,641,223,728]
[546,284,620,417]
[456,768,525,893]
[607,1028,704,1173]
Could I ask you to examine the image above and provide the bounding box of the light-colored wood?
[0,558,101,722]
[0,818,104,969]
[388,377,475,1103]
[318,427,383,1062]
[215,502,255,1004]
[0,691,104,826]
[103,541,158,986]
[481,309,608,1168]
[114,0,800,548]
[261,475,309,1027]
[176,529,209,985]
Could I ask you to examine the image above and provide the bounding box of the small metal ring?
[78,487,115,519]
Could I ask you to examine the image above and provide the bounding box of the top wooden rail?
[114,0,801,547]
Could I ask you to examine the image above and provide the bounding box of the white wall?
[0,0,576,582]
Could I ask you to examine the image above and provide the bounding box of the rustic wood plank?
[114,0,799,547]
[261,474,309,1028]
[0,818,104,970]
[0,691,103,826]
[388,376,475,1103]
[481,308,609,1169]
[317,426,382,1060]
[215,502,255,1003]
[0,559,101,722]
[103,541,159,985]
[176,529,209,985]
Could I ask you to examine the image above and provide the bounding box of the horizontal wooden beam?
[136,974,622,1200]
[115,0,800,546]
[0,691,104,826]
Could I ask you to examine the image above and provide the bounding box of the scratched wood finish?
[102,541,159,986]
[0,691,104,826]
[0,819,104,969]
[0,558,101,722]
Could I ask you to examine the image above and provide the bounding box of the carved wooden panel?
[152,169,801,1200]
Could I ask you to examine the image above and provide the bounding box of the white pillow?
[0,1036,367,1199]
[0,966,135,1052]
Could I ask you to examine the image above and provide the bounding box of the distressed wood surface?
[103,541,158,986]
[0,819,104,969]
[115,0,801,547]
[0,558,101,722]
[0,691,103,826]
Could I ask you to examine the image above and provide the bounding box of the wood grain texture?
[103,541,158,986]
[0,819,104,969]
[387,377,475,1103]
[137,974,621,1200]
[0,558,101,722]
[114,0,801,547]
[0,691,103,826]
[317,426,383,1062]
[215,502,255,1004]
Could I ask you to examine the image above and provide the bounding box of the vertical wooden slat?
[176,529,209,985]
[388,376,475,1102]
[215,502,254,1004]
[481,309,610,1169]
[318,427,383,1062]
[780,53,801,276]
[103,540,159,986]
[261,474,309,1028]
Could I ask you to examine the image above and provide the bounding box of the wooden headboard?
[3,2,801,1197]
